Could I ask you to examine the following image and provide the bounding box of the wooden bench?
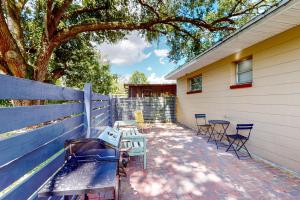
[119,127,147,169]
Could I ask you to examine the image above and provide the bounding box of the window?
[236,59,253,84]
[189,75,202,92]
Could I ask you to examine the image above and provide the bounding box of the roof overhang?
[165,0,300,80]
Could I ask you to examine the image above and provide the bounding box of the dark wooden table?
[208,120,230,148]
[38,149,119,200]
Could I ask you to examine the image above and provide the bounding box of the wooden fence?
[0,75,111,200]
[112,97,176,123]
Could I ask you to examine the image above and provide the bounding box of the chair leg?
[144,153,147,169]
[212,133,219,148]
[199,127,205,136]
[207,126,214,142]
[226,137,240,159]
[237,140,252,158]
[202,127,211,136]
[196,126,201,135]
[144,139,147,169]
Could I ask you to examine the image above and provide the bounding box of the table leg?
[217,123,230,148]
[207,124,215,142]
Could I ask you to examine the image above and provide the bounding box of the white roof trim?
[165,0,300,80]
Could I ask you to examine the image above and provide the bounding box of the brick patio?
[120,123,300,200]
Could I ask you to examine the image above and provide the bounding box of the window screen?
[237,59,252,84]
[190,75,202,91]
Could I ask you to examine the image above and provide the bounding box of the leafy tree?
[0,0,278,83]
[129,71,148,84]
[49,36,117,94]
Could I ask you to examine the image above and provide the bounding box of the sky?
[98,32,181,84]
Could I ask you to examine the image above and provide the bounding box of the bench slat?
[0,74,83,101]
[0,115,83,168]
[0,125,84,191]
[0,103,84,134]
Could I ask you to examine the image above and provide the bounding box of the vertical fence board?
[84,84,92,138]
[113,97,176,123]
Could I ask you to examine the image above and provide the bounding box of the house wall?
[176,25,300,173]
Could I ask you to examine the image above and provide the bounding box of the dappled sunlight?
[120,123,300,200]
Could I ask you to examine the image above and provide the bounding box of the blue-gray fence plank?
[92,101,109,109]
[94,117,109,128]
[2,152,65,200]
[0,125,84,191]
[0,103,84,134]
[0,74,83,101]
[0,115,83,169]
[93,114,109,127]
[92,107,109,118]
[92,93,109,101]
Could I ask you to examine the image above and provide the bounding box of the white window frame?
[236,58,253,84]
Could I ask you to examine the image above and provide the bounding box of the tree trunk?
[11,100,46,106]
[34,41,56,81]
[0,4,27,78]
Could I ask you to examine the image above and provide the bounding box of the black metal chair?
[226,124,254,159]
[194,114,211,136]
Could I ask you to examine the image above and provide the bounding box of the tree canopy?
[49,36,118,94]
[129,71,148,84]
[0,0,278,83]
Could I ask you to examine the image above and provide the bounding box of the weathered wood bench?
[118,127,147,169]
[0,75,112,199]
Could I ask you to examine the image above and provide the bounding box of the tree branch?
[6,1,27,58]
[46,0,73,40]
[165,23,198,41]
[211,0,267,26]
[50,67,65,81]
[52,16,233,45]
[137,0,160,18]
[0,2,28,77]
[62,5,109,19]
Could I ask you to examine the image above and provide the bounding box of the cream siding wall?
[176,25,300,173]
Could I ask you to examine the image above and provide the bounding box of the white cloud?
[159,58,165,65]
[148,73,176,84]
[118,74,131,83]
[98,32,151,65]
[154,49,169,57]
[147,66,152,71]
[154,49,169,65]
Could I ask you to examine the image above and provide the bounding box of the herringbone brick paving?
[119,123,300,200]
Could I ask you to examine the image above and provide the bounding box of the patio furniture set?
[195,114,254,159]
[38,111,148,200]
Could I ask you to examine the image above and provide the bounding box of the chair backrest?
[195,114,206,119]
[236,124,254,138]
[194,114,207,125]
[134,110,144,123]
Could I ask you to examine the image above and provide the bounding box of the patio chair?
[134,110,153,133]
[194,114,211,136]
[226,124,254,159]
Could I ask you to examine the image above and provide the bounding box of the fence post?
[108,94,113,127]
[84,83,92,138]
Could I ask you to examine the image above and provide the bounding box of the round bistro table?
[208,120,230,148]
